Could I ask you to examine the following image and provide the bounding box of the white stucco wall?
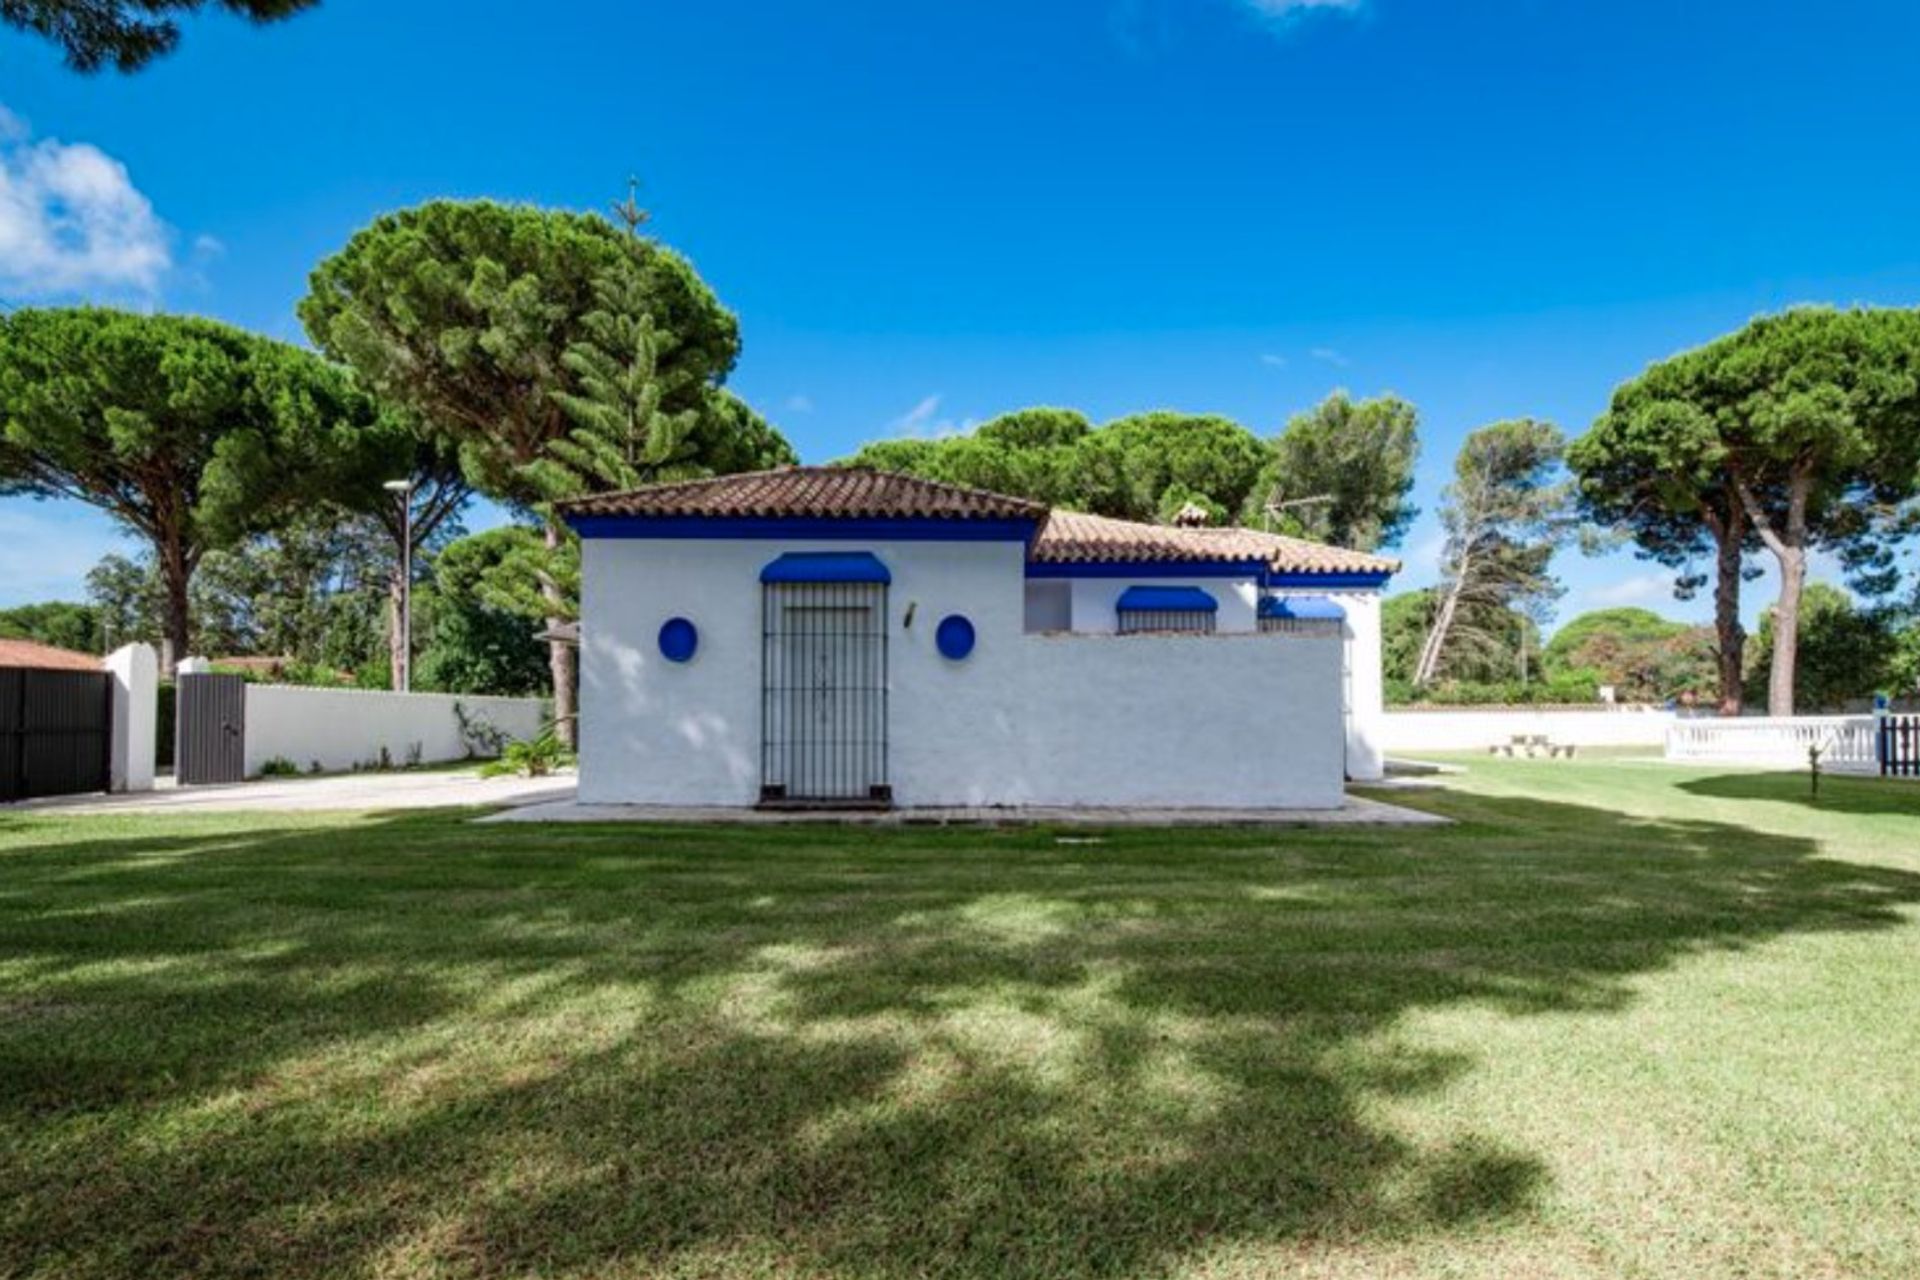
[243,686,547,777]
[1264,587,1385,783]
[105,643,158,793]
[579,537,1348,808]
[1064,576,1261,634]
[1380,707,1678,753]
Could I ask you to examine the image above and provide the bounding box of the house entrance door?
[760,582,889,806]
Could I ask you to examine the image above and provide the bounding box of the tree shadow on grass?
[1677,768,1920,817]
[3,793,1919,1277]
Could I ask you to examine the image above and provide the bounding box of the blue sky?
[5,0,1920,628]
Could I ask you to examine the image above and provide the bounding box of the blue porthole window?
[935,614,977,661]
[658,617,699,663]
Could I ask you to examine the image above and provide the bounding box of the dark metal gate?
[1882,715,1919,777]
[0,668,112,803]
[760,581,889,806]
[176,673,246,785]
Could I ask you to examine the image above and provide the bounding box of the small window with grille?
[1258,595,1345,636]
[1115,585,1217,634]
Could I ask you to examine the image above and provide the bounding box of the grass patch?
[3,761,1918,1277]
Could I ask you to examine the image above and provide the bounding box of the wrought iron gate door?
[176,673,246,785]
[761,581,889,805]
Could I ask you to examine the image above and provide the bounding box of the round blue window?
[935,614,976,661]
[658,617,698,663]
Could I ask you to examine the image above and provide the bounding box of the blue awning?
[1116,585,1218,613]
[1259,595,1345,620]
[759,551,892,584]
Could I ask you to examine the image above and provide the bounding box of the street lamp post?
[384,478,416,693]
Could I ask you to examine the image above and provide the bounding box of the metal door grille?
[760,581,889,805]
[1117,609,1216,635]
[1258,616,1343,637]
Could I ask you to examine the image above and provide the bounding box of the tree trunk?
[159,540,192,674]
[387,562,408,691]
[1733,468,1811,717]
[1413,551,1469,687]
[542,520,577,748]
[1768,544,1807,716]
[1707,502,1745,716]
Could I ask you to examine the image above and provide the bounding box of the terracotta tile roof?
[560,466,1395,577]
[0,639,102,671]
[558,467,1048,523]
[1033,510,1399,576]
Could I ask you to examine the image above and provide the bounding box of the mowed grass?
[3,762,1919,1279]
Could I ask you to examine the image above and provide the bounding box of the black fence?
[0,667,112,803]
[1881,715,1920,778]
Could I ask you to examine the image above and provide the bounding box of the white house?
[562,467,1397,811]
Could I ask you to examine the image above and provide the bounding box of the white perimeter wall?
[580,538,1347,809]
[243,686,547,777]
[1381,707,1679,753]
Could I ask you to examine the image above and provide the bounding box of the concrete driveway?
[10,769,576,814]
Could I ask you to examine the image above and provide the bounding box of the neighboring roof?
[1117,586,1219,613]
[1033,510,1399,577]
[558,466,1048,523]
[0,639,101,672]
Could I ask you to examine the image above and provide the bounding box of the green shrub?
[480,733,575,779]
[258,756,301,777]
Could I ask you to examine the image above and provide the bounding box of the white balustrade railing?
[1665,715,1880,772]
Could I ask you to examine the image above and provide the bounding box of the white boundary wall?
[1665,715,1879,773]
[105,642,158,793]
[581,537,1347,809]
[1381,707,1678,754]
[243,686,546,777]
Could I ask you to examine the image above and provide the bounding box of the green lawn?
[3,761,1919,1279]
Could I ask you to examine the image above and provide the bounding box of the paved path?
[483,793,1446,827]
[9,770,575,814]
[15,771,1443,826]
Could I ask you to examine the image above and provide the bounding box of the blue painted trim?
[1025,559,1263,580]
[935,614,977,661]
[1264,571,1392,589]
[760,551,892,584]
[1116,585,1218,613]
[1259,595,1345,620]
[569,514,1039,542]
[658,617,699,662]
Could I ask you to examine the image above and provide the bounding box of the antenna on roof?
[1261,486,1334,532]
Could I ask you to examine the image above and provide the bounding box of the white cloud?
[1309,346,1351,367]
[887,393,975,440]
[0,105,172,299]
[784,393,815,414]
[1259,353,1289,368]
[1235,0,1365,24]
[1587,572,1677,608]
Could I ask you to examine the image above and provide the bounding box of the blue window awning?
[759,551,892,584]
[1259,595,1345,620]
[1116,585,1217,613]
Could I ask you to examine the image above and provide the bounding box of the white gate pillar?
[105,643,158,793]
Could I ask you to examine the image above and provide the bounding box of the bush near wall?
[1387,671,1600,707]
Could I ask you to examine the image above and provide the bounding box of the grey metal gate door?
[0,668,112,803]
[760,581,889,805]
[176,673,246,785]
